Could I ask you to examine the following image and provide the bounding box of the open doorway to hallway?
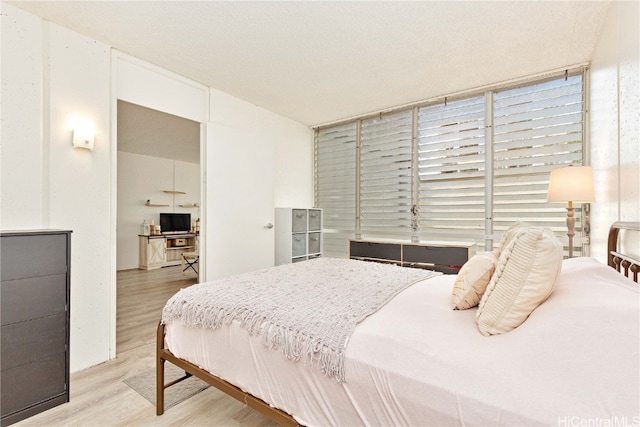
[115,100,201,355]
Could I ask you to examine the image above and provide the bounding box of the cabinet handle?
[264,223,274,229]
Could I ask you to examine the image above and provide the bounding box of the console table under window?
[349,239,475,274]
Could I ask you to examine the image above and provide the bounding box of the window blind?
[492,74,584,252]
[314,122,357,257]
[417,96,487,243]
[359,110,414,238]
[314,68,586,258]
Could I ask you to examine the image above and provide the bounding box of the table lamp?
[547,165,595,257]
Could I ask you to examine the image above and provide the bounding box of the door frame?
[109,51,209,359]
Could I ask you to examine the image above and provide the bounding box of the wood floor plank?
[13,266,278,427]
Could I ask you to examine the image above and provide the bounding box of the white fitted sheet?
[164,257,640,426]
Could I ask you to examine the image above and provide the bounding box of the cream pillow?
[452,252,497,310]
[476,227,563,336]
[497,222,531,255]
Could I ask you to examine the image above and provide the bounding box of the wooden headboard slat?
[607,222,640,283]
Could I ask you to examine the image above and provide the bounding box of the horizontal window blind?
[359,111,413,238]
[417,96,487,243]
[314,68,586,258]
[492,74,584,253]
[315,122,357,257]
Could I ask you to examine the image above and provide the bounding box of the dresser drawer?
[1,314,67,370]
[1,274,67,326]
[349,241,402,262]
[402,244,470,267]
[0,233,68,281]
[1,355,67,417]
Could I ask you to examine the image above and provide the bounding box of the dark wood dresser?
[349,239,475,274]
[1,230,71,426]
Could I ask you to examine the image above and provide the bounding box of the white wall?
[1,4,113,371]
[117,152,200,271]
[274,126,314,209]
[590,0,640,262]
[207,88,312,279]
[1,2,313,372]
[1,4,44,227]
[117,58,208,124]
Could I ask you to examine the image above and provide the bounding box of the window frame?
[314,66,589,258]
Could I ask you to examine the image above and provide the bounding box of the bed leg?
[156,322,165,416]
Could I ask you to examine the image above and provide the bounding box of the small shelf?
[275,208,323,265]
[163,190,186,194]
[167,245,195,251]
[145,200,170,207]
[179,203,200,208]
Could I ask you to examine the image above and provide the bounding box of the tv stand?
[139,233,198,270]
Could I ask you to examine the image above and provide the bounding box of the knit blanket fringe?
[162,257,440,382]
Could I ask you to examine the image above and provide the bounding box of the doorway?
[115,100,201,354]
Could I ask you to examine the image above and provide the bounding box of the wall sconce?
[73,122,95,150]
[547,165,595,257]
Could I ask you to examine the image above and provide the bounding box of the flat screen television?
[159,213,191,234]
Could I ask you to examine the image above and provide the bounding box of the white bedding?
[164,257,640,426]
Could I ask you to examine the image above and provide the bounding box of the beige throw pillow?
[452,252,497,310]
[497,222,530,255]
[476,227,563,336]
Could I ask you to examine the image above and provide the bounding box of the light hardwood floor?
[14,266,278,427]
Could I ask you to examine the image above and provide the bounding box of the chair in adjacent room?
[181,251,199,276]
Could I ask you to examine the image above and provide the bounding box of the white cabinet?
[138,234,198,270]
[275,208,322,265]
[139,236,166,269]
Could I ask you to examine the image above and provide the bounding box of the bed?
[156,221,640,426]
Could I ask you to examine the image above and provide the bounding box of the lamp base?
[566,201,575,258]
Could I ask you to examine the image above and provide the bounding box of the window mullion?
[484,90,494,251]
[411,106,419,243]
[355,119,362,240]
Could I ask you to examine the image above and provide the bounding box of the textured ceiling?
[9,1,610,127]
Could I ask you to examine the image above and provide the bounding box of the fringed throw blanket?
[162,257,440,382]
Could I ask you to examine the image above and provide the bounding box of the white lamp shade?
[547,165,595,203]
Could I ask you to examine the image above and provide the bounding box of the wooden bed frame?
[156,221,640,426]
[155,323,299,426]
[608,221,640,282]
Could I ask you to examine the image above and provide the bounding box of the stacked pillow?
[451,224,563,335]
[451,251,498,310]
